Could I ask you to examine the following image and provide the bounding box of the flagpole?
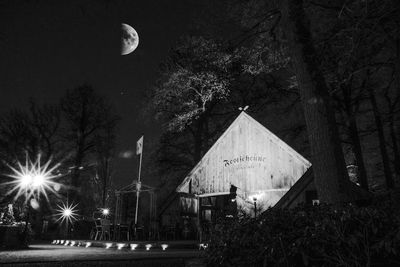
[134,136,143,238]
[134,151,142,225]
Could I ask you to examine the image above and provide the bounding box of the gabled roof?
[176,111,311,195]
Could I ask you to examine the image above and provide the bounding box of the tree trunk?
[70,142,84,204]
[391,38,400,180]
[101,158,110,207]
[348,116,369,189]
[342,85,369,190]
[367,85,394,189]
[389,118,400,179]
[281,0,350,203]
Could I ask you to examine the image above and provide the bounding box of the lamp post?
[6,154,62,245]
[253,197,257,218]
[63,207,71,238]
[16,169,48,235]
[56,202,78,238]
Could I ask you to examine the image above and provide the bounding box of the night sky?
[0,0,200,187]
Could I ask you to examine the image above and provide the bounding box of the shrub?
[206,198,400,266]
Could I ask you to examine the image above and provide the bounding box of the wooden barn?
[158,111,314,240]
[176,111,311,215]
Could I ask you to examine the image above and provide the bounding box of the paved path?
[0,244,205,266]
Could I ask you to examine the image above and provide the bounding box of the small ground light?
[52,240,56,244]
[130,244,138,250]
[105,243,113,249]
[161,244,168,250]
[64,240,69,246]
[117,243,125,250]
[60,240,64,244]
[85,242,92,248]
[145,244,152,251]
[70,241,76,246]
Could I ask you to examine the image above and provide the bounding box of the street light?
[253,197,257,218]
[101,208,110,217]
[249,193,262,218]
[6,154,61,202]
[56,202,78,224]
[63,208,72,217]
[4,154,61,241]
[56,202,79,238]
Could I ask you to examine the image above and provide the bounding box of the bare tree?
[60,85,119,210]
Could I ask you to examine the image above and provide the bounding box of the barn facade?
[176,111,311,214]
[157,112,314,240]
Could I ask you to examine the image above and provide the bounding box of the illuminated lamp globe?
[20,175,32,187]
[33,174,45,187]
[102,208,110,216]
[63,208,72,217]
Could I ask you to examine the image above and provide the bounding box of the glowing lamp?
[19,175,32,188]
[64,209,72,216]
[130,244,138,250]
[56,203,79,224]
[145,244,152,251]
[7,154,62,201]
[102,208,110,216]
[117,243,125,250]
[70,241,76,246]
[85,242,92,248]
[161,244,168,250]
[60,240,64,244]
[105,243,113,249]
[32,174,45,187]
[64,240,69,246]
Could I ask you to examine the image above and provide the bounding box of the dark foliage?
[206,197,400,266]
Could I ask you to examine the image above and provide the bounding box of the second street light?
[56,202,79,238]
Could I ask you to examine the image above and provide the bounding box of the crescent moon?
[121,23,139,55]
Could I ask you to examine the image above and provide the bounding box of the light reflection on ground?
[0,243,202,264]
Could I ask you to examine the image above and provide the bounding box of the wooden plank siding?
[176,112,312,213]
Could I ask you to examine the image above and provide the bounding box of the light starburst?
[55,202,79,224]
[101,208,110,217]
[4,154,61,202]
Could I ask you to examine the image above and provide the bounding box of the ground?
[0,242,205,267]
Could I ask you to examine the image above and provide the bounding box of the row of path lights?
[52,240,169,251]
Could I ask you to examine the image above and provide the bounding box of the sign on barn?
[176,111,311,214]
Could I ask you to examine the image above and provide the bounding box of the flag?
[136,136,144,155]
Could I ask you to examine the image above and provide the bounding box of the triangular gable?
[176,112,311,208]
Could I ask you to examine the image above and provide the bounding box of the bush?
[206,198,400,266]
